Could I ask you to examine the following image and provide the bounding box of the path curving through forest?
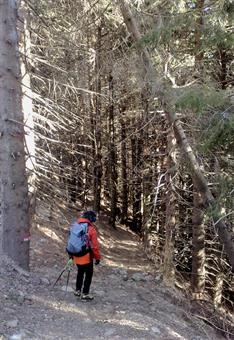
[0,210,224,340]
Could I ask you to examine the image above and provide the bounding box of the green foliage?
[175,86,233,153]
[206,173,234,222]
[175,86,228,114]
[203,26,234,51]
[201,111,234,153]
[138,13,194,48]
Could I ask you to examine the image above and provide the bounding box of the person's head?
[82,210,97,223]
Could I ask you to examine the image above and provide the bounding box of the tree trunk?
[120,108,128,223]
[0,0,30,269]
[131,132,142,233]
[93,25,103,213]
[80,99,89,207]
[163,129,176,284]
[167,113,234,269]
[135,137,143,233]
[218,49,229,90]
[18,1,36,222]
[191,183,206,299]
[118,0,234,269]
[194,0,205,71]
[108,73,118,228]
[213,271,224,308]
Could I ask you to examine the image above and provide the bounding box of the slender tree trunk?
[136,136,143,232]
[120,106,128,223]
[131,133,142,233]
[191,183,206,299]
[118,0,234,269]
[131,135,137,231]
[80,98,88,207]
[194,0,205,71]
[163,130,176,284]
[0,0,30,269]
[108,73,118,227]
[93,25,103,213]
[218,49,228,89]
[213,270,224,308]
[211,159,224,308]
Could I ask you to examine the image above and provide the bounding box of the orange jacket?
[73,218,101,265]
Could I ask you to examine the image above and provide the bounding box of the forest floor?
[0,206,229,340]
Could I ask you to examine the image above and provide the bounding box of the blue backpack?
[66,221,90,257]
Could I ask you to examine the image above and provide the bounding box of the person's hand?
[67,258,73,267]
[95,259,100,265]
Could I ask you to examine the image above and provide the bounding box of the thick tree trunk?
[118,0,234,269]
[118,0,159,95]
[167,112,234,269]
[0,0,30,269]
[18,1,36,222]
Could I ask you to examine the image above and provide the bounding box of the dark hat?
[82,210,97,222]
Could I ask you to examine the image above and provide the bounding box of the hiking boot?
[81,294,94,301]
[74,290,81,297]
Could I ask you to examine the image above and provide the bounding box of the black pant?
[76,262,93,294]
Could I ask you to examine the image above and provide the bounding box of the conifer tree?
[0,0,30,269]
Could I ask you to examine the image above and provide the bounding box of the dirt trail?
[0,210,224,340]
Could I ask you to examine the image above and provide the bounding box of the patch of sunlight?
[104,317,149,331]
[111,243,137,251]
[186,145,192,152]
[104,259,121,267]
[104,258,147,271]
[31,295,88,317]
[115,240,137,246]
[168,328,186,339]
[39,225,63,244]
[172,137,177,145]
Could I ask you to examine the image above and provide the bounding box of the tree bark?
[18,1,36,222]
[108,73,118,228]
[163,129,176,284]
[0,0,30,269]
[191,183,206,299]
[93,25,103,213]
[167,112,234,269]
[118,0,234,269]
[120,108,128,223]
[194,0,205,71]
[213,272,224,308]
[131,132,142,233]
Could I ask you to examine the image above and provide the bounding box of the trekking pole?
[66,266,71,292]
[53,268,66,288]
[65,258,74,292]
[53,259,73,288]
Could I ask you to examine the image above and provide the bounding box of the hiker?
[68,210,101,301]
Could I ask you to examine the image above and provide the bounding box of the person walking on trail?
[71,210,101,301]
